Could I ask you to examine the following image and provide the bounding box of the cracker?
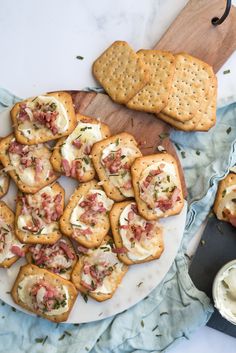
[92,41,150,104]
[0,134,58,194]
[50,113,110,182]
[11,264,78,322]
[11,92,76,145]
[91,132,142,201]
[15,182,64,244]
[109,201,164,265]
[71,235,128,302]
[131,154,184,220]
[213,173,236,222]
[0,163,10,199]
[26,237,77,280]
[60,180,113,248]
[126,50,175,113]
[162,53,215,122]
[158,76,217,131]
[0,201,28,268]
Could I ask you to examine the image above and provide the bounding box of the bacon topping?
[10,245,25,257]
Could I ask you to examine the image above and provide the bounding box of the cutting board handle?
[212,0,231,25]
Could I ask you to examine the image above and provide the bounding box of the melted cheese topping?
[139,161,178,216]
[119,203,162,261]
[9,141,53,186]
[101,143,136,197]
[70,189,113,237]
[61,122,102,171]
[0,174,6,190]
[215,265,236,323]
[18,95,69,139]
[216,185,236,219]
[17,186,58,235]
[81,245,123,294]
[0,223,24,263]
[18,275,69,316]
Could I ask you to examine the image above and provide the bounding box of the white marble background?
[0,0,236,352]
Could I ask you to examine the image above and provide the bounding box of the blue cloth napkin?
[0,88,235,353]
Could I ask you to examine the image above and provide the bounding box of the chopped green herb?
[226,127,232,134]
[81,293,88,303]
[80,127,92,131]
[196,150,201,156]
[73,323,80,327]
[144,296,149,300]
[64,330,72,337]
[141,320,145,327]
[137,281,143,288]
[35,338,44,344]
[160,312,168,316]
[131,241,135,248]
[83,157,90,165]
[98,312,103,317]
[159,132,169,140]
[115,138,120,146]
[181,151,186,159]
[167,175,170,183]
[152,324,159,332]
[232,198,236,203]
[58,334,65,341]
[222,189,226,198]
[11,307,16,312]
[175,143,181,151]
[156,334,162,337]
[76,55,84,60]
[223,69,230,75]
[200,239,206,246]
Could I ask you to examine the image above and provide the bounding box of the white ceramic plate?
[0,108,187,323]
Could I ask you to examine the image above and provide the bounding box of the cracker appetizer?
[11,264,78,322]
[51,114,110,182]
[11,92,76,145]
[0,162,10,198]
[26,237,77,280]
[131,154,184,220]
[110,201,164,265]
[0,134,58,194]
[15,183,64,244]
[71,236,128,301]
[91,132,142,201]
[0,201,27,268]
[60,180,114,248]
[213,173,236,227]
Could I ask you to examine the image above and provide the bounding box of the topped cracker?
[11,92,76,145]
[0,201,28,268]
[127,50,175,113]
[162,53,215,122]
[91,132,142,201]
[131,153,184,220]
[50,113,110,182]
[11,264,78,322]
[0,134,58,194]
[92,41,150,104]
[213,173,236,226]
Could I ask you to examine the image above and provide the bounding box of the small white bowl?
[212,259,236,325]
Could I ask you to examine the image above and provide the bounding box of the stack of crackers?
[93,41,217,132]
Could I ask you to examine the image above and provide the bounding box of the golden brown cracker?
[127,50,175,113]
[131,154,184,220]
[11,92,76,145]
[92,41,150,104]
[11,264,78,322]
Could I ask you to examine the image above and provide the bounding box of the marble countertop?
[0,0,236,352]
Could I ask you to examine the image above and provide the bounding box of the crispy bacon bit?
[156,198,173,211]
[112,247,128,254]
[84,144,92,155]
[102,148,122,174]
[70,160,82,179]
[128,211,134,221]
[80,280,94,291]
[58,241,75,259]
[10,245,24,257]
[131,203,138,214]
[229,214,236,227]
[62,159,71,177]
[77,245,89,254]
[8,141,29,156]
[72,139,82,149]
[35,158,43,181]
[33,109,59,135]
[142,168,162,189]
[123,180,132,190]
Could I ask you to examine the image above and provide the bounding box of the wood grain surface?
[154,0,236,72]
[71,91,187,197]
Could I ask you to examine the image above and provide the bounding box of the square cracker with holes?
[131,154,184,221]
[15,182,64,244]
[11,92,76,145]
[0,134,58,194]
[50,114,110,182]
[213,173,236,223]
[11,264,78,322]
[126,50,175,113]
[0,201,28,268]
[162,53,215,122]
[71,235,128,302]
[91,132,142,202]
[158,76,217,131]
[92,41,150,104]
[60,180,113,248]
[109,201,164,265]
